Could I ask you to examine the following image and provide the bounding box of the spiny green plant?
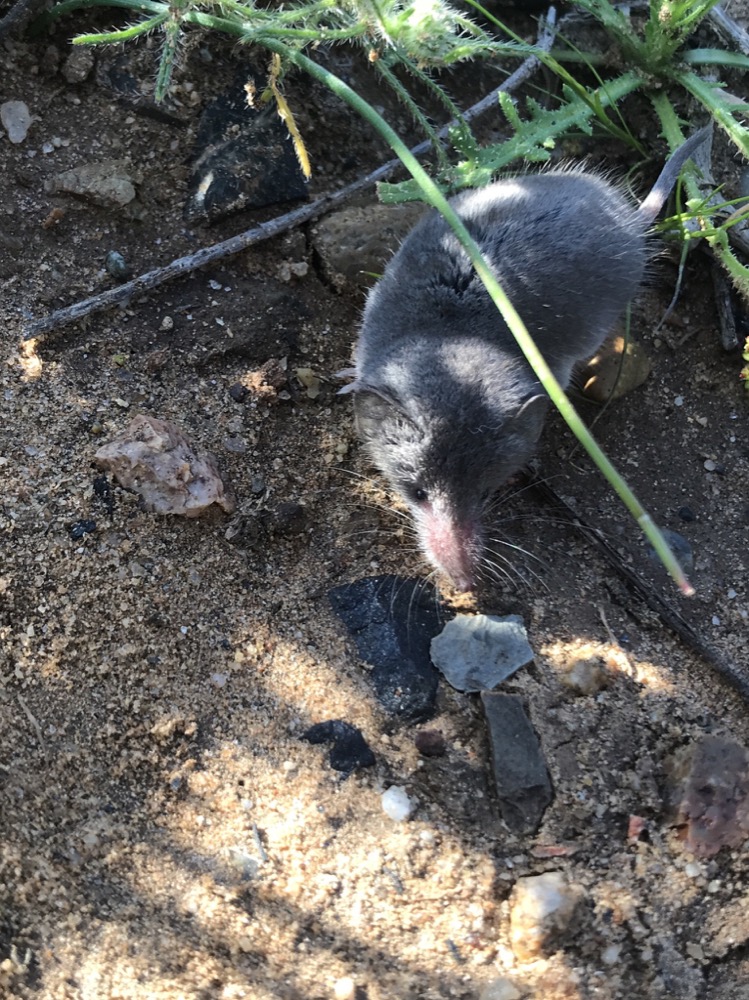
[34,0,749,592]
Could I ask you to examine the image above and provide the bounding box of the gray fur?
[347,130,709,590]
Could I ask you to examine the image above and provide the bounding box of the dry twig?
[24,7,557,341]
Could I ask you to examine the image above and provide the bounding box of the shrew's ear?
[513,394,549,444]
[352,385,411,442]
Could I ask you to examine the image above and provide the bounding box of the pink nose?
[423,518,479,592]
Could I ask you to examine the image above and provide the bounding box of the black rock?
[678,506,696,523]
[93,474,114,516]
[104,250,132,281]
[302,720,376,776]
[69,519,97,540]
[229,383,249,403]
[329,575,445,721]
[185,72,308,224]
[480,692,553,834]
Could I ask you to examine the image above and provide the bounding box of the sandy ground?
[2,6,749,999]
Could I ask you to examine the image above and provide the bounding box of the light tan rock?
[95,415,235,517]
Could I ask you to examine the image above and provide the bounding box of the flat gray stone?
[481,692,552,834]
[49,159,137,207]
[430,613,534,693]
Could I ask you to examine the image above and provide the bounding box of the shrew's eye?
[412,486,429,503]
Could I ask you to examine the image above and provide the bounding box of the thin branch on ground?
[24,6,557,342]
[530,475,749,703]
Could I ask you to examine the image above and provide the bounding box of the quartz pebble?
[333,977,356,1000]
[381,786,414,821]
[95,415,235,516]
[509,872,584,961]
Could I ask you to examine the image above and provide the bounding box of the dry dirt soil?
[2,7,749,1000]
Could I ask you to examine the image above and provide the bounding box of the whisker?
[486,535,549,570]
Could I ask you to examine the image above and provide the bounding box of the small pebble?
[333,977,356,1000]
[559,655,606,696]
[678,506,695,522]
[414,729,446,757]
[509,871,584,961]
[704,459,717,472]
[648,528,693,573]
[728,588,738,599]
[712,616,721,626]
[601,943,622,965]
[302,720,375,776]
[674,395,684,406]
[69,519,96,540]
[479,979,521,1000]
[105,250,131,280]
[228,383,248,403]
[381,786,414,821]
[223,435,248,455]
[1,101,33,143]
[62,47,95,83]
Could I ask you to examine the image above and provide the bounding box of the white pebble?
[333,977,356,1000]
[685,861,702,878]
[727,588,738,599]
[601,943,622,965]
[381,785,414,821]
[704,459,717,472]
[479,978,521,1000]
[674,395,684,407]
[712,616,721,626]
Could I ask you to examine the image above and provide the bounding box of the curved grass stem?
[262,39,694,595]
